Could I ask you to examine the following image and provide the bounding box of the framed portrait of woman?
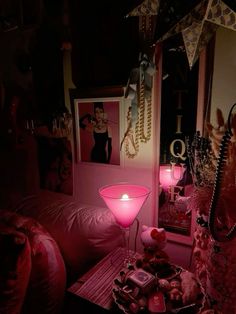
[74,97,122,165]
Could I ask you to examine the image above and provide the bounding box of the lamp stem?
[122,227,134,267]
[125,227,130,261]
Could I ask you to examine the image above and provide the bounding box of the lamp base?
[123,251,137,268]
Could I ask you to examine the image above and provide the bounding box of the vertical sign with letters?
[158,37,198,236]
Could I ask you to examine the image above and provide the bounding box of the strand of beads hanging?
[124,107,140,159]
[139,78,152,143]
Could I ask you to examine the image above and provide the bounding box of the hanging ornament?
[121,52,155,158]
[121,5,157,159]
[122,106,140,159]
[127,0,158,48]
[139,53,154,143]
[127,0,160,17]
[157,0,236,68]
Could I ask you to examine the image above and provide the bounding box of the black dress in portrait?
[91,130,109,163]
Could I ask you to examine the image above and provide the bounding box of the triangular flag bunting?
[206,0,236,31]
[156,0,236,68]
[182,20,218,68]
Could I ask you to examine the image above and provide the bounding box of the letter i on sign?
[176,115,183,134]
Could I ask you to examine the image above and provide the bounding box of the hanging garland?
[139,71,152,143]
[122,56,154,158]
[121,15,155,158]
[124,106,140,158]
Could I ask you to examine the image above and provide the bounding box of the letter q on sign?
[169,139,186,161]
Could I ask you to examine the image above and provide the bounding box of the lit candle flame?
[121,194,129,200]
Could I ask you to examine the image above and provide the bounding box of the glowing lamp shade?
[159,164,184,189]
[99,183,150,228]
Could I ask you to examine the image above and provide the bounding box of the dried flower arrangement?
[186,104,236,314]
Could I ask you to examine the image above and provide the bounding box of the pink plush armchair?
[0,210,66,314]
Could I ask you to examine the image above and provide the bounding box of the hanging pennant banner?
[206,0,236,31]
[182,20,218,68]
[156,0,236,68]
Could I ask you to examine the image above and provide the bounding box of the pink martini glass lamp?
[99,183,150,266]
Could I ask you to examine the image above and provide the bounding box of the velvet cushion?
[22,229,67,314]
[0,224,31,314]
[0,210,66,314]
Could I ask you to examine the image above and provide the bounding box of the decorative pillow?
[0,224,31,314]
[0,210,66,314]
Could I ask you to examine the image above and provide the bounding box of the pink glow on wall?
[99,183,150,228]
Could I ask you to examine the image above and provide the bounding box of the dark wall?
[0,0,66,127]
[69,0,141,88]
[31,10,65,123]
[0,0,142,127]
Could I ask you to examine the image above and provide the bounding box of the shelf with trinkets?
[25,112,73,139]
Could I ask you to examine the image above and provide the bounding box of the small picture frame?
[74,97,122,165]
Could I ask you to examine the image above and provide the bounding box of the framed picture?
[74,97,122,165]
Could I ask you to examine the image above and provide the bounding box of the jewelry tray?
[112,264,205,314]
